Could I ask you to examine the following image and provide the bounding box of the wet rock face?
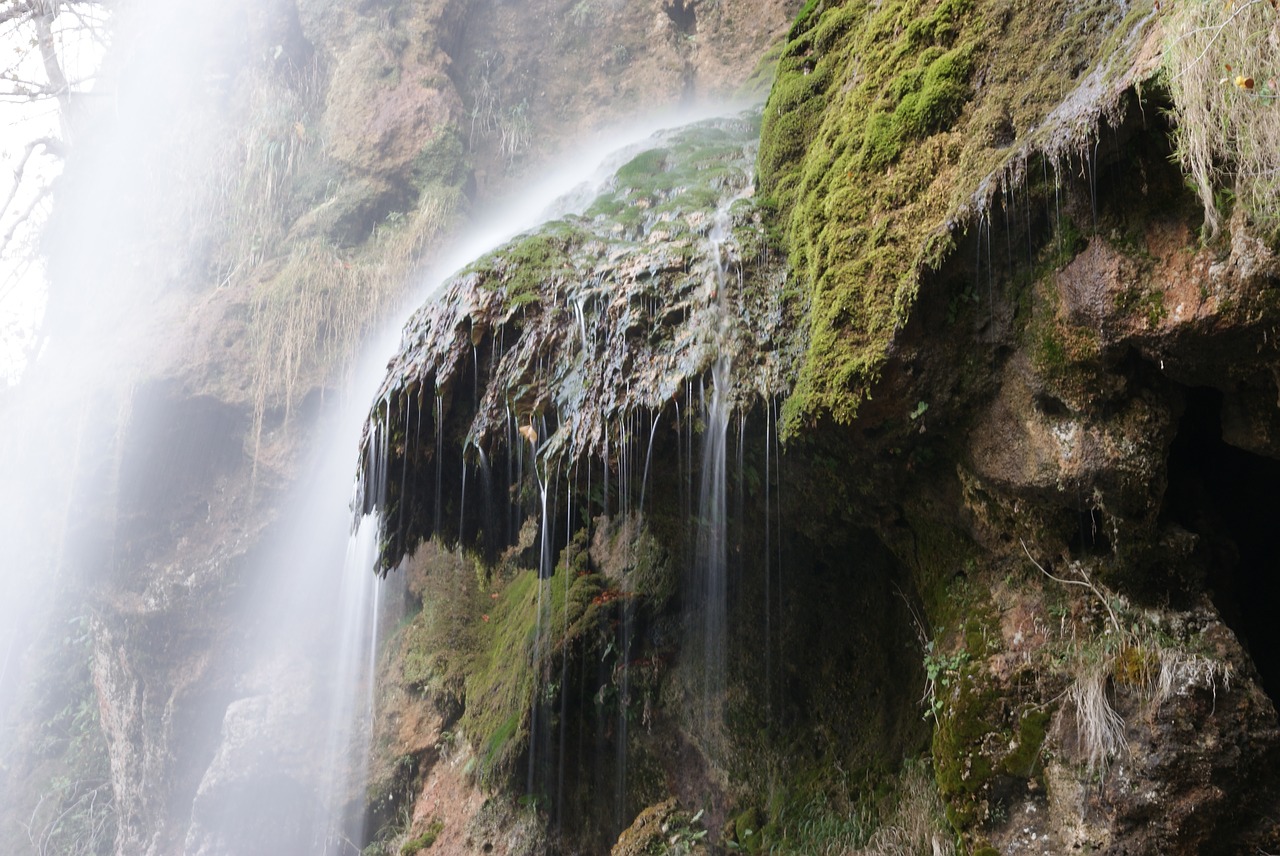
[359,111,792,567]
[898,107,1280,854]
[739,0,1280,842]
[352,57,1280,856]
[450,0,802,192]
[183,662,327,856]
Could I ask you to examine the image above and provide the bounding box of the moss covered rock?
[758,0,1161,434]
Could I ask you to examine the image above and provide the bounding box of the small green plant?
[400,818,443,855]
[667,808,709,853]
[922,638,970,721]
[569,0,594,27]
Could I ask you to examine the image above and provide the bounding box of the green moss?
[616,149,669,184]
[1112,642,1156,687]
[1034,326,1069,374]
[726,807,764,853]
[462,569,542,784]
[898,47,973,136]
[932,663,999,830]
[400,818,444,854]
[1027,290,1104,404]
[412,127,469,197]
[397,544,477,697]
[898,517,980,631]
[462,565,609,786]
[738,34,789,99]
[1115,284,1167,328]
[760,0,1157,436]
[998,709,1049,777]
[790,0,826,36]
[468,225,590,311]
[762,767,878,853]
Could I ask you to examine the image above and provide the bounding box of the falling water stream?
[693,204,736,740]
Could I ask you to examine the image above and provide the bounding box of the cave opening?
[662,0,697,33]
[1162,385,1280,704]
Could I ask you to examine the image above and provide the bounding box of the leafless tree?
[0,1,109,379]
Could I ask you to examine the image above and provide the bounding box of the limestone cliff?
[7,0,1280,853]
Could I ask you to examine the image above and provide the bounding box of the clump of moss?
[998,709,1049,777]
[412,127,469,199]
[394,543,478,702]
[931,662,999,829]
[759,0,1156,435]
[616,149,670,185]
[462,558,611,786]
[465,223,591,311]
[400,819,444,854]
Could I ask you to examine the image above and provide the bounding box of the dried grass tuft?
[1166,0,1280,239]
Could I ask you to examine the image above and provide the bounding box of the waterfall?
[334,108,753,844]
[312,515,381,854]
[0,0,773,846]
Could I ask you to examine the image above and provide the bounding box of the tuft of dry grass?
[195,60,461,479]
[1068,665,1128,775]
[1019,542,1232,777]
[247,189,458,474]
[853,760,955,856]
[1154,648,1233,708]
[1166,0,1280,239]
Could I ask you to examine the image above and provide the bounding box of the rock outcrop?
[357,0,1280,854]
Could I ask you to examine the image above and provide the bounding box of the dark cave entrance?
[662,0,697,33]
[1162,386,1280,704]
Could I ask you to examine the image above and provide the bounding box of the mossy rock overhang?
[758,0,1163,438]
[353,112,796,571]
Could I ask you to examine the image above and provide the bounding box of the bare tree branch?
[1,136,61,223]
[0,182,52,258]
[0,2,44,29]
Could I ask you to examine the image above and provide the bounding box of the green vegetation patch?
[759,0,1155,435]
[462,559,610,786]
[585,117,760,237]
[931,662,1000,829]
[400,818,444,854]
[412,126,470,199]
[465,222,592,311]
[1166,0,1280,243]
[730,757,951,854]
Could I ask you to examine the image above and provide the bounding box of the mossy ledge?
[758,0,1159,435]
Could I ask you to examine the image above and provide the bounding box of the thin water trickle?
[556,466,575,834]
[434,393,445,535]
[575,298,589,353]
[459,448,468,541]
[764,401,772,726]
[771,396,785,721]
[692,206,735,738]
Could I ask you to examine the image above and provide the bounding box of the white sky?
[0,4,109,386]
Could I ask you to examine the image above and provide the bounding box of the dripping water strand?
[764,399,772,728]
[693,202,735,741]
[771,395,784,723]
[638,408,661,516]
[556,465,575,835]
[434,394,444,536]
